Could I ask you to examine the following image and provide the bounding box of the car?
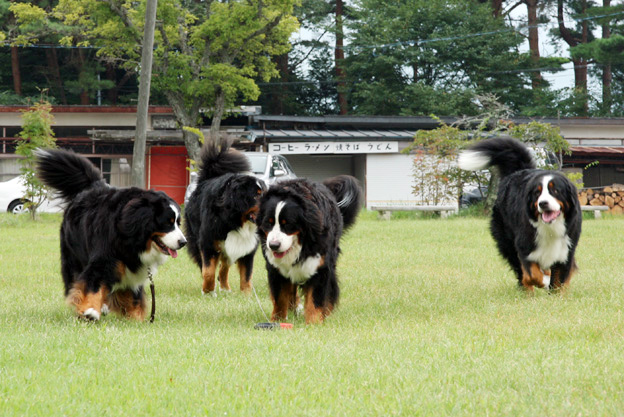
[183,152,297,205]
[0,175,63,214]
[460,185,488,208]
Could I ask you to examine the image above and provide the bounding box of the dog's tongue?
[168,248,178,258]
[542,210,560,223]
[273,251,287,259]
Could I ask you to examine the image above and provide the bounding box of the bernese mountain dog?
[35,149,187,320]
[184,140,266,296]
[256,175,362,324]
[458,137,582,292]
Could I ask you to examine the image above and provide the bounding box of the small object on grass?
[254,322,293,330]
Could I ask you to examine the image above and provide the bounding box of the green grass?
[2,212,624,416]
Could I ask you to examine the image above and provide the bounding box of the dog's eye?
[268,218,274,224]
[281,219,286,225]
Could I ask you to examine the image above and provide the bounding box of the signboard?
[268,141,399,155]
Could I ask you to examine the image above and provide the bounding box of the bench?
[370,205,458,220]
[581,205,609,219]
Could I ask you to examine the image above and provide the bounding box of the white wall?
[366,153,418,209]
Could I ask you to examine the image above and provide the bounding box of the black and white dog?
[256,176,362,323]
[459,138,582,292]
[36,149,186,320]
[184,141,266,296]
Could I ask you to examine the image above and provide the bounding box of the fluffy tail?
[458,137,536,178]
[197,139,250,183]
[323,175,363,230]
[35,148,105,201]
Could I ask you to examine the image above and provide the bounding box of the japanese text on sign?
[268,141,399,155]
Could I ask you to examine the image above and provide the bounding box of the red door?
[148,146,189,204]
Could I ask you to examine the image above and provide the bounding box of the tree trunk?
[77,49,90,105]
[11,47,22,96]
[270,54,288,115]
[526,0,542,89]
[209,89,226,146]
[46,48,67,105]
[164,91,202,162]
[557,0,588,114]
[335,0,348,115]
[602,0,612,114]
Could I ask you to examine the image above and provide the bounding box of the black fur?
[256,176,363,323]
[459,138,582,291]
[184,140,266,295]
[36,148,186,320]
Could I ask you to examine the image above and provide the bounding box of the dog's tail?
[35,148,106,201]
[458,137,536,178]
[197,139,250,183]
[323,175,363,230]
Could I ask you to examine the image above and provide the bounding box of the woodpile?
[578,184,624,214]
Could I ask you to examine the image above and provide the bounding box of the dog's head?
[120,191,187,258]
[526,172,578,224]
[257,183,324,267]
[217,175,266,227]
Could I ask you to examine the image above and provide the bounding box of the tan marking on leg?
[69,282,106,318]
[201,253,218,294]
[521,262,552,293]
[237,260,252,294]
[271,281,295,321]
[108,289,146,321]
[218,255,230,291]
[303,286,326,324]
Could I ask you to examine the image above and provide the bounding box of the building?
[2,106,624,207]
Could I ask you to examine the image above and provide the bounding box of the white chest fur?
[113,249,166,292]
[220,221,258,265]
[527,216,571,270]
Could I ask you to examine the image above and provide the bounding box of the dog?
[184,141,266,296]
[256,175,362,324]
[35,148,187,320]
[458,137,582,292]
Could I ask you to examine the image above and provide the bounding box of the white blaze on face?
[159,204,187,252]
[266,201,297,255]
[537,175,561,214]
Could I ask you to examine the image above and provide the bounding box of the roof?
[250,129,417,141]
[570,146,624,155]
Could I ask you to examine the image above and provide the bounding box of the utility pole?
[131,0,158,187]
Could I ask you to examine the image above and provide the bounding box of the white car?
[184,152,297,205]
[0,175,63,214]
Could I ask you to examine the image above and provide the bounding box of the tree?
[10,0,298,160]
[344,0,532,116]
[15,100,57,220]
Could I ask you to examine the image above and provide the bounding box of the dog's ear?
[119,197,154,238]
[524,178,540,221]
[560,177,580,216]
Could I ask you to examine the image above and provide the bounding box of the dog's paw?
[82,308,101,321]
[101,304,110,316]
[202,290,218,298]
[295,303,304,316]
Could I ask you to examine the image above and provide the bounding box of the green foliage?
[344,0,534,116]
[15,100,57,220]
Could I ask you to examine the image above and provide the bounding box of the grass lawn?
[1,211,624,416]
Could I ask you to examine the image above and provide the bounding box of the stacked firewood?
[578,185,624,214]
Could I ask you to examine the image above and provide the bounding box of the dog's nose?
[178,237,187,249]
[268,240,281,251]
[538,200,549,210]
